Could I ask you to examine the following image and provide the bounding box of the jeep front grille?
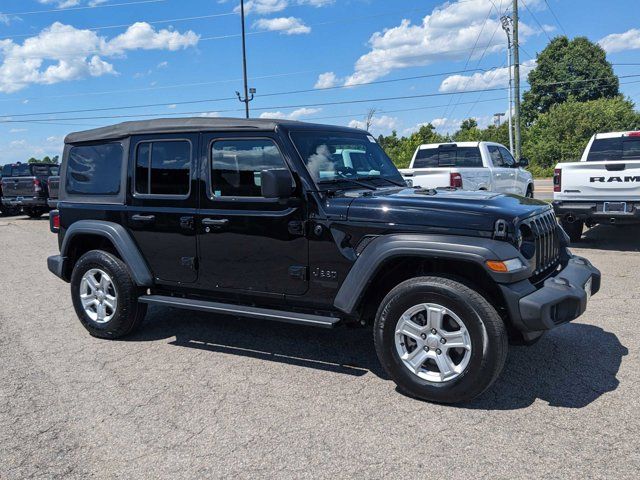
[520,209,561,281]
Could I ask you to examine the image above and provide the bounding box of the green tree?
[379,124,446,168]
[522,36,619,123]
[27,155,59,164]
[523,96,640,176]
[452,118,483,142]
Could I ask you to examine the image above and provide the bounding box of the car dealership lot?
[1,216,638,479]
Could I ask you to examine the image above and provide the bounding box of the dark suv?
[47,118,600,403]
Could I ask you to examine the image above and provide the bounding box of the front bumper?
[553,200,640,224]
[500,255,601,333]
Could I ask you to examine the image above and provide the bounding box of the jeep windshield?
[289,130,404,188]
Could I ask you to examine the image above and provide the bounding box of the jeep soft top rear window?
[414,146,482,168]
[66,143,123,195]
[587,137,640,161]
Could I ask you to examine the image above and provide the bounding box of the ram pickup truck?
[399,141,534,196]
[0,166,21,216]
[1,163,59,218]
[47,118,600,404]
[47,176,60,209]
[553,131,640,242]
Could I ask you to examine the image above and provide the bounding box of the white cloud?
[237,0,333,15]
[167,104,177,109]
[599,29,640,53]
[0,22,199,93]
[439,59,537,93]
[9,128,27,133]
[314,71,339,89]
[253,17,310,35]
[348,115,398,135]
[343,0,538,86]
[38,0,81,7]
[157,61,168,69]
[259,107,321,120]
[198,111,221,118]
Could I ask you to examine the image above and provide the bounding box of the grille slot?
[521,209,560,280]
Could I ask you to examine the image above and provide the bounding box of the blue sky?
[1,0,639,163]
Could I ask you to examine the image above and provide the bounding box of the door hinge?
[288,265,308,281]
[288,220,305,236]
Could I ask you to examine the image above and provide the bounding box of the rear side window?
[414,146,482,168]
[14,164,31,176]
[1,164,12,177]
[210,138,288,197]
[135,140,191,196]
[67,143,123,195]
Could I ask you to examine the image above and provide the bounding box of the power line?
[0,67,499,118]
[543,0,567,36]
[2,0,167,17]
[4,76,638,124]
[521,0,553,42]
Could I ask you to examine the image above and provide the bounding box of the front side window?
[498,146,516,167]
[67,143,123,195]
[488,146,505,167]
[135,140,191,196]
[290,131,403,185]
[210,139,288,197]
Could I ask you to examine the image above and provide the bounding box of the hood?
[345,187,551,233]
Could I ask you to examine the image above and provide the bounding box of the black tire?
[25,208,43,218]
[374,276,508,404]
[70,250,147,339]
[525,186,534,198]
[560,218,584,243]
[0,205,21,217]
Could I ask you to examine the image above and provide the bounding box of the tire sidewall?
[375,279,501,403]
[70,250,139,338]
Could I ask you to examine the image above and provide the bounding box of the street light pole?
[501,15,514,155]
[512,0,522,160]
[236,0,254,118]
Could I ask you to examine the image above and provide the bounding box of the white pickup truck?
[553,131,640,242]
[399,141,534,196]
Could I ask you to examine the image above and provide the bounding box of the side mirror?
[261,169,294,199]
[518,157,529,167]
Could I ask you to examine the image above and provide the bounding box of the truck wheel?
[70,250,147,339]
[374,276,508,404]
[525,186,534,198]
[560,218,583,243]
[25,208,43,218]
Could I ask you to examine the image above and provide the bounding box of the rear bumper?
[47,254,67,281]
[500,256,601,333]
[2,196,48,208]
[48,199,59,209]
[553,200,640,224]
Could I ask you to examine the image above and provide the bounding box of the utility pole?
[236,0,254,118]
[512,0,522,160]
[501,15,514,154]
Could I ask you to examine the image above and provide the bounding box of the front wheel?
[525,186,534,198]
[70,250,147,339]
[560,218,584,243]
[374,276,508,404]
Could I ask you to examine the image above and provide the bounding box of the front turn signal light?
[486,258,525,273]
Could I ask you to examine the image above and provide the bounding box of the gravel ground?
[1,216,638,479]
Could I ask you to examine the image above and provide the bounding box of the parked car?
[0,165,21,216]
[553,131,640,242]
[400,141,534,196]
[47,118,600,404]
[47,175,60,209]
[1,162,59,218]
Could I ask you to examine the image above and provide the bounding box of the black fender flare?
[60,220,153,286]
[333,234,527,315]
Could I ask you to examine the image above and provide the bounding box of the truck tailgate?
[399,168,452,189]
[1,176,38,198]
[556,160,640,201]
[48,176,60,200]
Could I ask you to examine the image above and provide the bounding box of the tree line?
[377,36,640,177]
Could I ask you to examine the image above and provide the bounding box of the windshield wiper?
[318,177,377,190]
[357,175,407,187]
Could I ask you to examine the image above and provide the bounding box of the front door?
[196,133,308,295]
[488,145,516,193]
[126,134,198,284]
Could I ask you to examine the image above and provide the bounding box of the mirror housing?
[518,157,529,168]
[261,169,294,199]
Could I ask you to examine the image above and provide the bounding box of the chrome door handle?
[202,218,229,227]
[131,214,156,223]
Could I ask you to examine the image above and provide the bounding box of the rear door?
[196,132,308,295]
[126,134,198,284]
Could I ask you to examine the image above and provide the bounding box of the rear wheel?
[560,218,584,243]
[374,276,508,404]
[25,208,43,218]
[70,250,147,339]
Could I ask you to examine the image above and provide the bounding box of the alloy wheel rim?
[79,268,118,324]
[394,303,472,383]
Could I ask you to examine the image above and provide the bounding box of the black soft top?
[64,117,364,144]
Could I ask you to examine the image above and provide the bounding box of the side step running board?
[139,295,341,328]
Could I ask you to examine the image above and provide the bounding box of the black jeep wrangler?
[47,118,600,403]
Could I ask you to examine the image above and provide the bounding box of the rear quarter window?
[66,143,123,195]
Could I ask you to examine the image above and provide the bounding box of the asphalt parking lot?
[1,215,638,479]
